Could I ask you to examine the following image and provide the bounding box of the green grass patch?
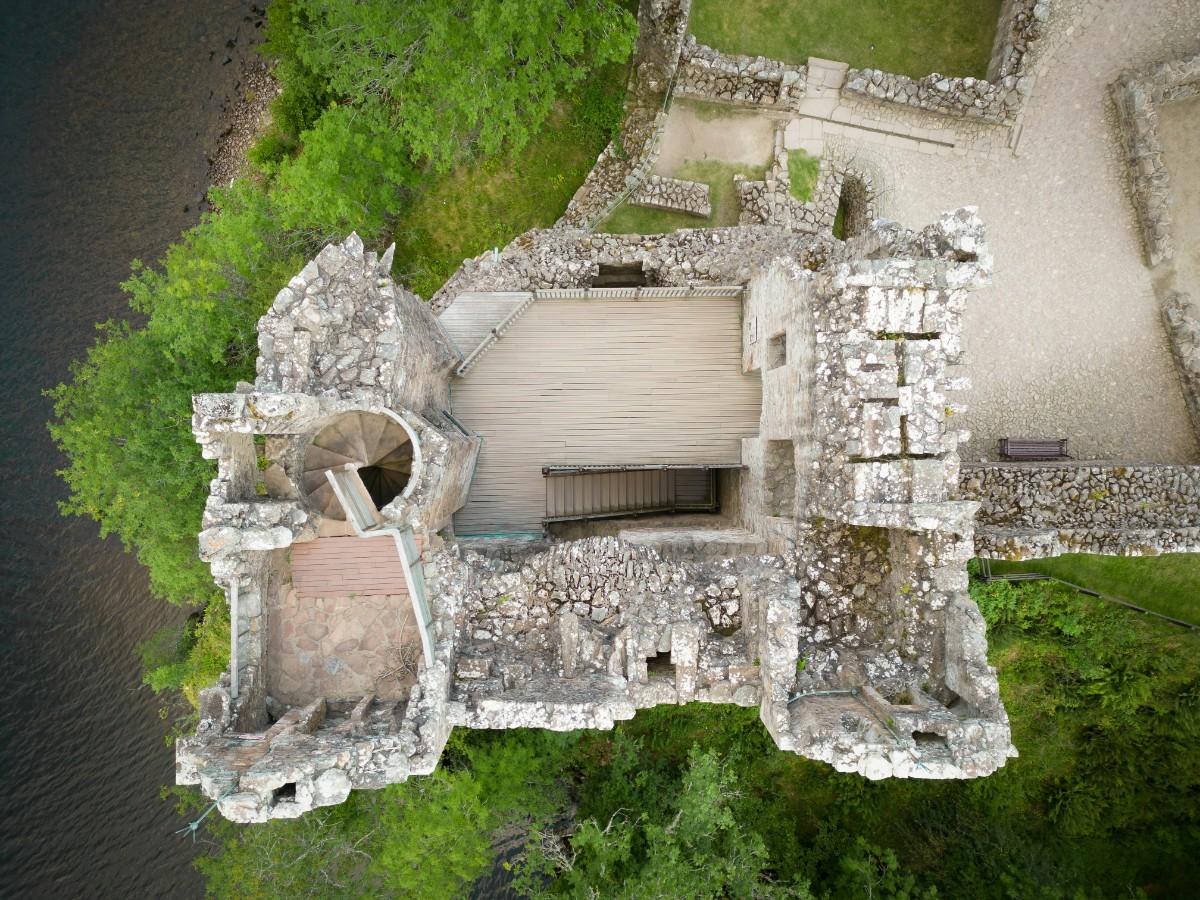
[390,62,627,298]
[787,150,819,202]
[987,553,1200,625]
[600,159,767,234]
[689,0,1003,79]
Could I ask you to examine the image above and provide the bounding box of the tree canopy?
[282,0,636,171]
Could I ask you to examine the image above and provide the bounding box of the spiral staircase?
[302,412,414,519]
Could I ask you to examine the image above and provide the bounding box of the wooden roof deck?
[449,294,761,534]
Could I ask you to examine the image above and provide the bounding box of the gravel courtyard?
[826,0,1200,463]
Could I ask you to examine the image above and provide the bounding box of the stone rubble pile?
[629,174,712,217]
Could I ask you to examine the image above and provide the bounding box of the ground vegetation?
[689,0,1003,79]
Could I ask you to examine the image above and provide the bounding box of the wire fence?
[977,558,1199,631]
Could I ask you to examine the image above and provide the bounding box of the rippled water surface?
[0,1,259,894]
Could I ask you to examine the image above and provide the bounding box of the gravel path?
[827,0,1200,463]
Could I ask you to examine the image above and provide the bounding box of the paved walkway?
[790,0,1200,463]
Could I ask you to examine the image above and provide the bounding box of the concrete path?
[797,0,1200,463]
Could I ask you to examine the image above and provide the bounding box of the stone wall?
[961,462,1200,558]
[629,173,712,217]
[1162,291,1200,441]
[675,35,807,106]
[184,211,1025,821]
[735,126,879,236]
[844,0,1045,124]
[256,235,459,413]
[1110,53,1200,267]
[430,224,836,313]
[556,0,692,229]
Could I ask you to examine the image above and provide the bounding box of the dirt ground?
[1159,95,1200,303]
[654,99,780,172]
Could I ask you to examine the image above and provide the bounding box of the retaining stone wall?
[1111,53,1200,267]
[844,0,1045,124]
[1162,291,1200,441]
[962,463,1200,559]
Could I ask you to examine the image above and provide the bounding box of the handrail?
[325,469,437,666]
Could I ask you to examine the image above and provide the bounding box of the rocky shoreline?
[208,54,281,190]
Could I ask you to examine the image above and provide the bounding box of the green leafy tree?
[518,747,812,898]
[284,0,637,171]
[267,103,419,240]
[48,181,307,605]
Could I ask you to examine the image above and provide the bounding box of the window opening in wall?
[646,651,675,678]
[591,262,648,288]
[767,332,787,370]
[912,731,948,748]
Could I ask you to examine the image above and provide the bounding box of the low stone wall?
[675,35,806,106]
[1162,291,1200,441]
[844,0,1045,124]
[430,224,834,312]
[1111,53,1200,267]
[629,174,711,217]
[962,462,1200,558]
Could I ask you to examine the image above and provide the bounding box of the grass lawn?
[689,0,1003,79]
[988,554,1200,624]
[390,63,627,298]
[599,159,767,234]
[787,150,819,201]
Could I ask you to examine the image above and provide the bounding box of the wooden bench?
[998,438,1071,461]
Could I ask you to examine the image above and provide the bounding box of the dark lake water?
[0,1,261,895]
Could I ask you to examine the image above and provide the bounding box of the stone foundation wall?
[675,35,807,106]
[629,173,712,216]
[735,127,879,236]
[844,0,1045,124]
[1111,53,1200,267]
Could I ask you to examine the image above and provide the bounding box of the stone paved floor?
[266,589,420,707]
[817,0,1200,463]
[1160,95,1200,304]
